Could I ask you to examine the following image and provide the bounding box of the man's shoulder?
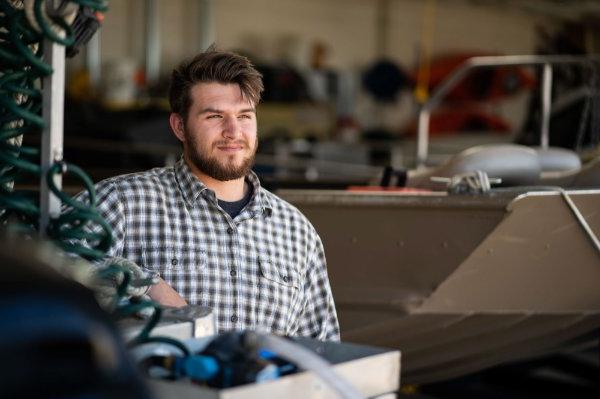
[260,188,316,230]
[96,166,176,194]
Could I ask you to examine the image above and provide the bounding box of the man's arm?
[77,182,187,308]
[148,277,188,308]
[72,181,125,264]
[296,237,341,341]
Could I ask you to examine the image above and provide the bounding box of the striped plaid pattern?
[91,157,339,341]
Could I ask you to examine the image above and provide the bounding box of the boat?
[280,55,600,384]
[280,185,600,384]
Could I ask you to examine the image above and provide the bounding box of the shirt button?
[230,269,237,277]
[282,275,289,282]
[171,258,178,266]
[231,315,238,323]
[227,227,234,234]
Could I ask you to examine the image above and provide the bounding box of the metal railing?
[416,55,600,168]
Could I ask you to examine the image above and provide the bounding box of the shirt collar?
[175,156,273,215]
[175,156,210,205]
[245,169,273,217]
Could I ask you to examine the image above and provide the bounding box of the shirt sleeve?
[295,235,341,341]
[70,181,126,260]
[96,182,126,258]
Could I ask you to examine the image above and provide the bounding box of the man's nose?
[222,115,240,139]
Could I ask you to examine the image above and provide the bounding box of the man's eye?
[207,114,221,119]
[239,114,252,119]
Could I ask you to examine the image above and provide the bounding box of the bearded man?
[89,47,339,341]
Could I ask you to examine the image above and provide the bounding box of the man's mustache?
[212,140,250,149]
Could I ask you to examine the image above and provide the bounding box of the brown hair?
[169,46,264,121]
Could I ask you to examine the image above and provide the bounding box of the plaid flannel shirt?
[90,157,340,341]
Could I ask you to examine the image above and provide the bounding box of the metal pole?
[540,63,553,149]
[145,0,160,84]
[376,0,390,58]
[198,0,215,51]
[86,29,101,87]
[40,39,65,237]
[416,109,430,168]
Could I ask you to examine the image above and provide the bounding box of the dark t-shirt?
[218,182,253,219]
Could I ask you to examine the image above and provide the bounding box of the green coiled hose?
[1,0,182,353]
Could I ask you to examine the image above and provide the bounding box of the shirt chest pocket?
[256,256,301,332]
[259,257,300,289]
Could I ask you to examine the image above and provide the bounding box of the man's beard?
[185,131,257,182]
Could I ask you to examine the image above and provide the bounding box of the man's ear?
[169,113,186,142]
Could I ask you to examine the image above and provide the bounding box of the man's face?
[177,82,258,181]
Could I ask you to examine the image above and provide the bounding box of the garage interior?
[2,0,600,398]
